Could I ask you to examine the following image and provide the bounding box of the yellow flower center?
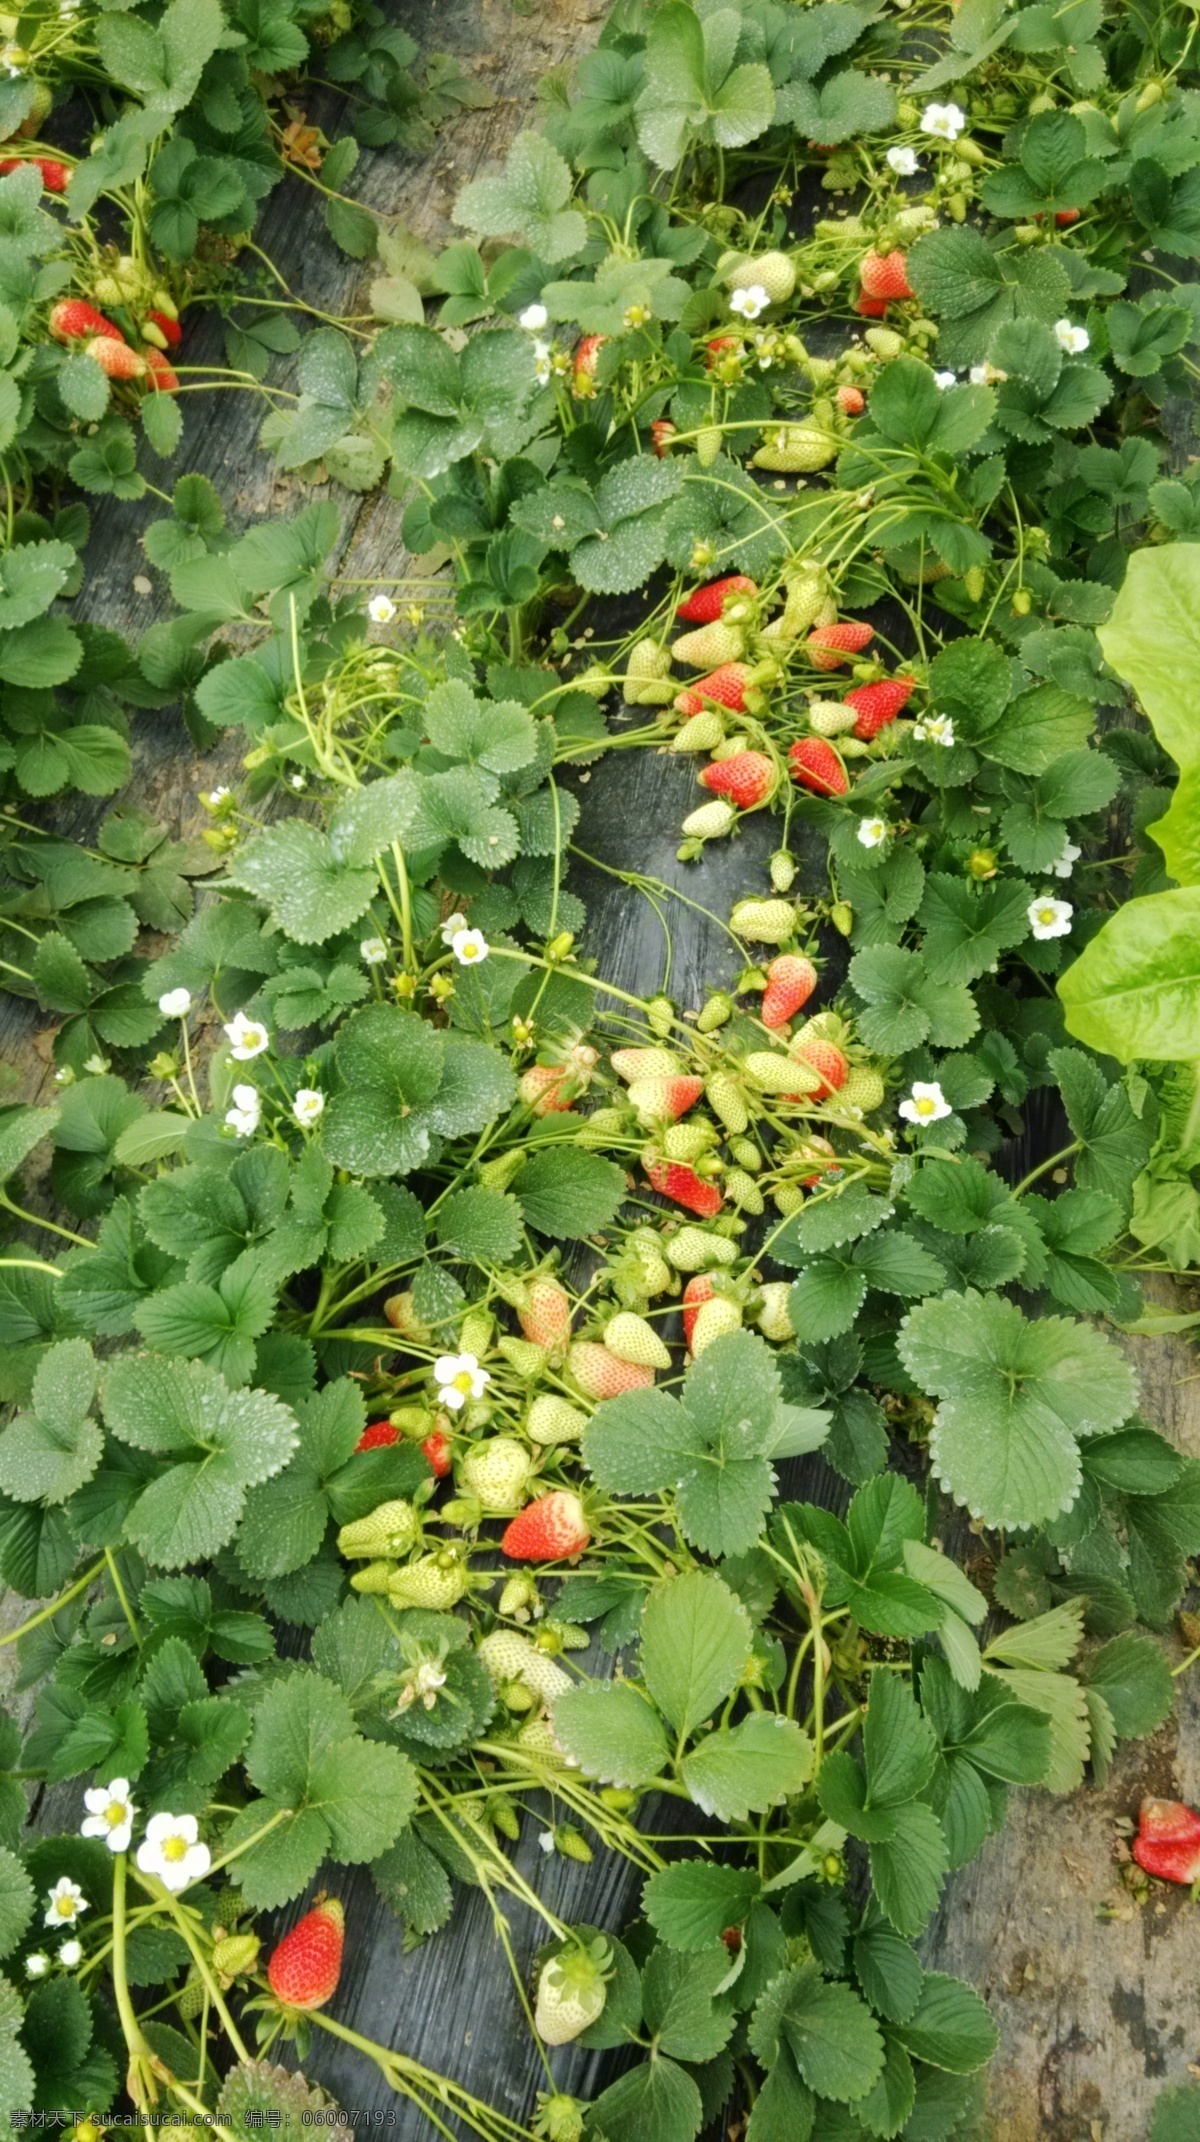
[55,1897,74,1917]
[915,1097,937,1117]
[451,1372,475,1397]
[460,942,480,961]
[161,1835,188,1863]
[106,1803,126,1827]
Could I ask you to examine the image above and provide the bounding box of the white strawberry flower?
[933,370,957,390]
[136,1812,211,1893]
[1028,893,1073,940]
[290,774,307,791]
[519,303,549,332]
[360,936,388,964]
[921,101,966,141]
[367,593,396,625]
[440,913,469,944]
[25,1953,50,1980]
[81,1777,136,1852]
[968,361,1007,385]
[44,1877,87,1929]
[532,339,553,385]
[887,146,920,176]
[537,1829,555,1855]
[58,1940,83,1969]
[913,713,955,747]
[158,988,192,1018]
[434,1353,491,1411]
[857,817,889,848]
[224,1011,269,1060]
[292,1088,325,1128]
[1052,840,1081,879]
[450,928,490,966]
[899,1081,952,1126]
[224,1084,261,1138]
[83,1055,109,1076]
[1054,318,1089,354]
[730,284,770,321]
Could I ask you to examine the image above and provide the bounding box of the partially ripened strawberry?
[572,333,606,393]
[761,954,818,1028]
[421,1427,452,1477]
[626,1073,704,1122]
[519,1064,576,1114]
[837,384,866,415]
[644,1158,724,1218]
[50,298,123,345]
[1055,207,1081,227]
[355,1420,400,1452]
[677,575,756,624]
[789,736,849,796]
[790,1032,848,1096]
[146,308,183,348]
[602,1311,671,1369]
[796,1133,838,1186]
[860,249,915,301]
[501,1490,590,1562]
[699,750,775,809]
[611,1047,682,1083]
[682,1274,716,1350]
[807,621,874,671]
[0,155,69,191]
[845,676,916,739]
[268,1899,344,2012]
[518,1276,572,1352]
[675,663,757,717]
[672,621,744,669]
[1133,1798,1200,1885]
[567,1340,655,1400]
[86,336,144,380]
[705,334,740,368]
[650,418,677,456]
[143,348,179,391]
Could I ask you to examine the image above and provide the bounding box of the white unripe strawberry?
[602,1311,671,1369]
[462,1437,532,1514]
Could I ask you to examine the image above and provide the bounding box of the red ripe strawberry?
[1055,208,1081,227]
[674,663,754,717]
[147,308,182,348]
[421,1427,452,1478]
[860,250,914,302]
[268,1898,344,2012]
[807,621,874,671]
[49,299,124,345]
[501,1489,590,1563]
[789,736,848,796]
[86,336,145,380]
[144,347,179,392]
[761,954,818,1029]
[519,1276,572,1351]
[837,384,865,416]
[0,156,69,192]
[355,1420,399,1453]
[645,1159,724,1218]
[705,335,739,369]
[699,750,774,809]
[682,1274,715,1350]
[650,419,677,457]
[791,1033,848,1096]
[572,333,606,391]
[677,575,757,624]
[845,676,915,739]
[855,293,888,319]
[1133,1798,1200,1885]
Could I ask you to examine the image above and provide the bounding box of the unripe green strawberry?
[568,1339,655,1399]
[773,1183,806,1215]
[554,1826,593,1864]
[486,1792,522,1840]
[603,1310,672,1369]
[808,698,859,736]
[460,1307,493,1359]
[349,1559,396,1595]
[665,1227,739,1273]
[498,1573,539,1619]
[724,1167,764,1213]
[730,1137,761,1171]
[478,1629,571,1705]
[671,709,725,753]
[646,994,675,1038]
[212,1932,260,1981]
[864,327,904,360]
[681,799,737,840]
[337,1499,419,1560]
[730,898,797,943]
[535,1945,610,2045]
[743,1049,821,1096]
[517,1716,569,1765]
[479,1147,527,1192]
[690,1296,744,1354]
[574,1105,627,1150]
[672,621,745,668]
[496,1336,550,1379]
[629,1226,673,1296]
[661,1121,717,1163]
[763,570,826,644]
[388,1548,469,1610]
[612,1046,681,1083]
[696,989,733,1031]
[840,1066,886,1113]
[753,425,835,472]
[756,1280,794,1342]
[964,564,986,603]
[623,638,674,705]
[462,1437,532,1514]
[770,850,797,892]
[729,250,796,302]
[527,1395,588,1446]
[696,425,723,467]
[706,1071,749,1133]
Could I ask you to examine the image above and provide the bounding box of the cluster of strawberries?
[0,153,69,191]
[48,295,181,393]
